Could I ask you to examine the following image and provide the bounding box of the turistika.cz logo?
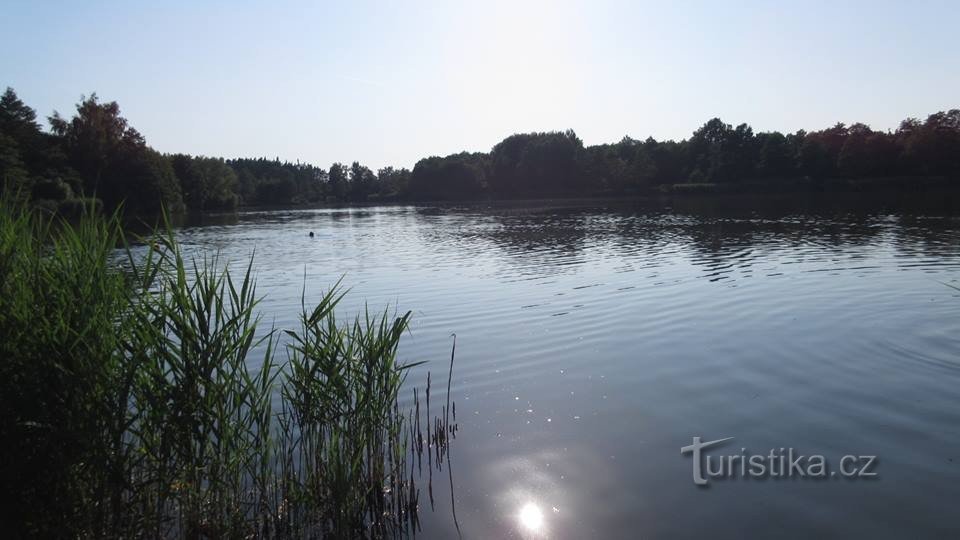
[680,437,877,486]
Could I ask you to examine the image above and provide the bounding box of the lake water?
[172,195,960,539]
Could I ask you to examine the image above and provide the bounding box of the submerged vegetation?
[0,199,457,538]
[1,86,958,214]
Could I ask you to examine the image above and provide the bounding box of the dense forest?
[1,87,958,214]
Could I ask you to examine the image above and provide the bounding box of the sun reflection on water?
[518,501,545,532]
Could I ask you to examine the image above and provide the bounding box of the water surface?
[172,196,960,538]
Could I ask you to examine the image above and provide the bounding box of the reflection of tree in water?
[411,198,960,284]
[676,207,960,281]
[483,211,591,274]
[412,207,595,280]
[890,215,960,263]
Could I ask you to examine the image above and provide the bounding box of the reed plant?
[275,286,421,537]
[0,199,134,536]
[0,198,456,538]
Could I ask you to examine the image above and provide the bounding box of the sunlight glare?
[519,502,544,531]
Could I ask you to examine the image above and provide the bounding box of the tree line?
[0,88,412,214]
[1,87,958,213]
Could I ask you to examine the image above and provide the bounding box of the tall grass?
[0,200,136,537]
[0,199,456,538]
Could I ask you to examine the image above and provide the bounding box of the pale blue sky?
[2,0,958,170]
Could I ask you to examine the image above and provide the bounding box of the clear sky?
[2,0,958,170]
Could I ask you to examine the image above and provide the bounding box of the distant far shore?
[203,178,960,222]
[4,86,958,218]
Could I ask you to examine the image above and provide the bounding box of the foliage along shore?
[1,86,958,216]
[0,199,457,538]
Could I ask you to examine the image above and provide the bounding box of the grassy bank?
[0,200,455,538]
